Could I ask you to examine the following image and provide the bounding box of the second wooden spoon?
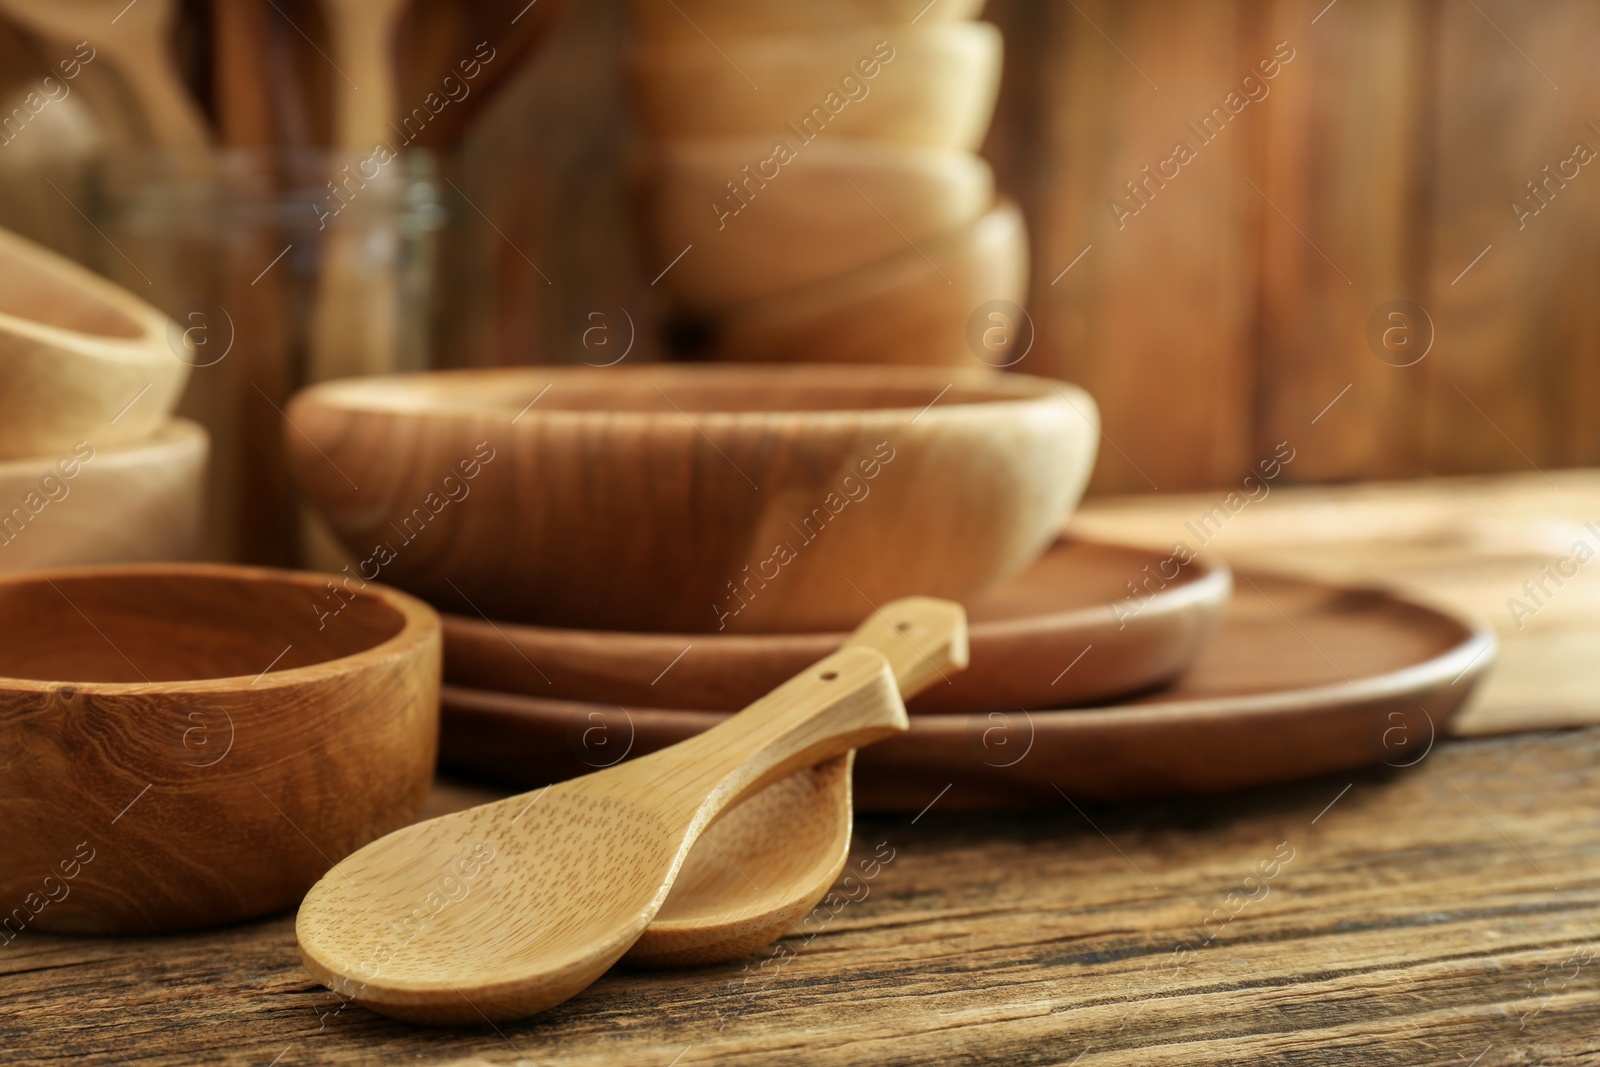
[628,596,968,966]
[298,636,909,1023]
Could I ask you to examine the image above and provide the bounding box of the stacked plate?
[627,0,1026,366]
[0,228,205,573]
[286,363,1496,811]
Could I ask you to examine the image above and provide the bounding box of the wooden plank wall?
[441,0,1600,494]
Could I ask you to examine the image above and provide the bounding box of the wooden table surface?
[7,474,1600,1066]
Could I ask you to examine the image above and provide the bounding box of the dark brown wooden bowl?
[0,564,440,935]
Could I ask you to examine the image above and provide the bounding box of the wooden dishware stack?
[626,0,1028,367]
[0,226,205,574]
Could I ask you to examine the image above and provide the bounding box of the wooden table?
[7,475,1600,1065]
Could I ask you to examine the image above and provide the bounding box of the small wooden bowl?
[642,138,993,309]
[629,0,986,40]
[0,564,440,935]
[0,419,207,574]
[700,198,1028,366]
[629,22,1002,151]
[0,227,189,460]
[286,364,1099,633]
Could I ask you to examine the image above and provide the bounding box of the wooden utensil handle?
[651,645,907,818]
[842,596,969,701]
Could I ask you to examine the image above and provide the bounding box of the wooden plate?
[438,571,1496,810]
[442,540,1233,714]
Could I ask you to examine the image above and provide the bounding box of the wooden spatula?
[297,629,911,1023]
[628,596,968,966]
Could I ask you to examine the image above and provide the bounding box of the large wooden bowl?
[700,198,1028,366]
[0,564,440,935]
[629,0,986,40]
[629,22,1002,151]
[0,419,208,574]
[285,365,1099,633]
[0,227,189,459]
[642,138,993,309]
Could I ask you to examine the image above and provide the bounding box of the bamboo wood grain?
[629,596,968,966]
[0,227,189,459]
[628,22,1002,151]
[286,364,1098,633]
[10,726,1600,1065]
[295,644,909,1023]
[0,563,441,935]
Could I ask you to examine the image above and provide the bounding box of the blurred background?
[1,0,1593,549]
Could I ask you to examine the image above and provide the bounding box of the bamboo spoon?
[298,640,911,1023]
[628,596,967,967]
[0,0,210,150]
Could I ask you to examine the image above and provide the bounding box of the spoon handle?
[842,596,969,700]
[647,645,907,819]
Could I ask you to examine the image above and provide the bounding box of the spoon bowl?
[298,642,908,1022]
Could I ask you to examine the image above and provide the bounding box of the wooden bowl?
[442,539,1232,712]
[0,563,440,934]
[699,198,1028,366]
[0,227,189,460]
[285,364,1098,633]
[0,419,207,574]
[628,22,1002,151]
[642,138,993,309]
[629,0,986,41]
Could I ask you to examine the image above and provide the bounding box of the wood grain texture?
[627,22,1002,151]
[295,644,908,1023]
[0,226,189,459]
[7,728,1600,1064]
[393,0,574,151]
[1069,470,1600,737]
[0,563,440,934]
[641,138,994,310]
[0,419,206,573]
[441,538,1230,713]
[1026,0,1258,493]
[438,569,1493,811]
[697,198,1028,368]
[285,365,1097,633]
[628,595,967,967]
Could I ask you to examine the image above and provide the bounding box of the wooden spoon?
[297,635,912,1023]
[628,596,968,967]
[0,0,210,149]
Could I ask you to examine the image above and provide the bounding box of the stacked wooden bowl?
[0,226,205,573]
[627,0,1025,367]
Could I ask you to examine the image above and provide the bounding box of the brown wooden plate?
[438,570,1496,811]
[442,539,1233,714]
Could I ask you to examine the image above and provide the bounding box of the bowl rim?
[0,229,172,358]
[0,562,440,694]
[293,365,1093,426]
